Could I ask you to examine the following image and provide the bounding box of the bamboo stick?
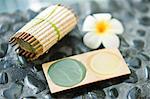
[9,4,77,60]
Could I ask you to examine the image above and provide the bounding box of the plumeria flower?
[82,13,124,49]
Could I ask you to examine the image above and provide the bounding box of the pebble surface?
[0,0,150,98]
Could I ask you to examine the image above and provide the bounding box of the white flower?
[82,13,124,49]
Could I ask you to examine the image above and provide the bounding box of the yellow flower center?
[96,21,110,35]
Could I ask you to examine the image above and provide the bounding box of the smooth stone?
[0,23,10,34]
[142,0,150,2]
[17,55,28,66]
[108,0,123,12]
[7,67,27,82]
[0,72,8,84]
[128,57,142,69]
[25,74,46,94]
[48,58,86,87]
[86,92,97,99]
[137,29,146,37]
[62,36,89,55]
[3,83,23,99]
[50,52,67,61]
[145,66,150,80]
[90,1,101,13]
[138,52,150,61]
[127,87,141,99]
[133,39,144,50]
[134,3,149,13]
[122,48,137,58]
[139,16,150,26]
[108,88,119,98]
[3,60,14,69]
[12,22,25,32]
[22,96,37,99]
[93,89,106,98]
[0,13,15,23]
[0,42,8,58]
[26,9,38,20]
[42,94,52,99]
[120,36,129,47]
[137,66,150,81]
[58,46,73,56]
[10,10,26,23]
[125,69,138,83]
[140,81,150,97]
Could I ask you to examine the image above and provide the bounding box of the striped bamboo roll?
[9,4,77,60]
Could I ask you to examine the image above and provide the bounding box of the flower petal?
[109,18,124,34]
[83,32,102,49]
[102,34,120,48]
[82,15,97,32]
[93,13,112,21]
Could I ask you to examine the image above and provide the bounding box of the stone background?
[0,0,150,99]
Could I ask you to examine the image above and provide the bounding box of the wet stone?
[50,52,67,61]
[0,22,10,34]
[108,88,119,98]
[108,0,123,12]
[0,13,14,23]
[86,92,97,99]
[127,57,142,69]
[0,72,8,84]
[17,55,28,66]
[7,67,28,82]
[90,1,101,13]
[10,10,26,23]
[134,3,149,13]
[137,66,150,81]
[121,48,137,58]
[0,42,8,58]
[93,89,106,98]
[26,9,38,21]
[3,83,23,99]
[58,46,73,56]
[125,69,138,83]
[127,87,142,99]
[138,52,150,61]
[139,16,150,26]
[120,36,129,47]
[25,74,46,94]
[12,22,26,32]
[145,66,150,80]
[137,29,146,37]
[133,39,145,50]
[22,96,37,99]
[3,60,14,69]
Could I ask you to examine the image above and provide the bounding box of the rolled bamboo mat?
[9,4,77,60]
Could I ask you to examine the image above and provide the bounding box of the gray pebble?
[93,89,106,98]
[0,42,8,58]
[0,72,8,84]
[0,23,10,34]
[128,57,142,69]
[108,88,119,98]
[137,29,146,37]
[133,39,145,50]
[145,66,150,80]
[12,22,25,32]
[3,83,23,99]
[22,96,37,99]
[139,16,150,26]
[26,9,38,21]
[125,69,138,83]
[127,87,141,99]
[25,74,46,94]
